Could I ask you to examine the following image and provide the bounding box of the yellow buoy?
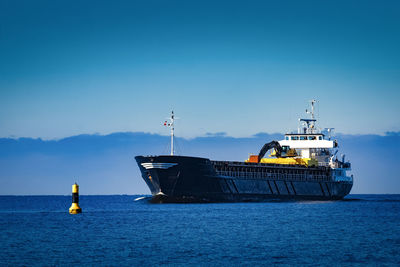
[69,183,82,214]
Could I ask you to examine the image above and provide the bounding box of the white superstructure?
[278,100,352,182]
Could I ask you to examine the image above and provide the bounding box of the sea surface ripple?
[1,195,399,266]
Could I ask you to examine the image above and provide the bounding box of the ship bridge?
[279,134,334,149]
[277,100,337,161]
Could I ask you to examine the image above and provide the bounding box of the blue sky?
[1,0,399,139]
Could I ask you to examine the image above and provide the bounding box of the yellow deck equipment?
[246,156,318,167]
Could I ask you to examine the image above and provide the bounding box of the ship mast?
[164,111,175,156]
[170,111,174,156]
[299,99,317,134]
[307,99,316,121]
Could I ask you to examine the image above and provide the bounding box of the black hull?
[135,155,353,203]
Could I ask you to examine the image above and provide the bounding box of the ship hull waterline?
[135,155,353,203]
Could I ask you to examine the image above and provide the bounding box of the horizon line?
[1,130,399,141]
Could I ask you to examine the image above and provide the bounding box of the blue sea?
[1,195,399,266]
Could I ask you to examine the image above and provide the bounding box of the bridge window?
[308,136,316,140]
[291,136,299,140]
[319,136,322,140]
[300,136,307,140]
[285,136,289,140]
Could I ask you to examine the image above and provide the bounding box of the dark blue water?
[1,195,399,266]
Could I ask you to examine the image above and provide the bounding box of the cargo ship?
[135,100,353,202]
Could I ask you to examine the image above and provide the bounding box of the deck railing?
[215,170,330,182]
